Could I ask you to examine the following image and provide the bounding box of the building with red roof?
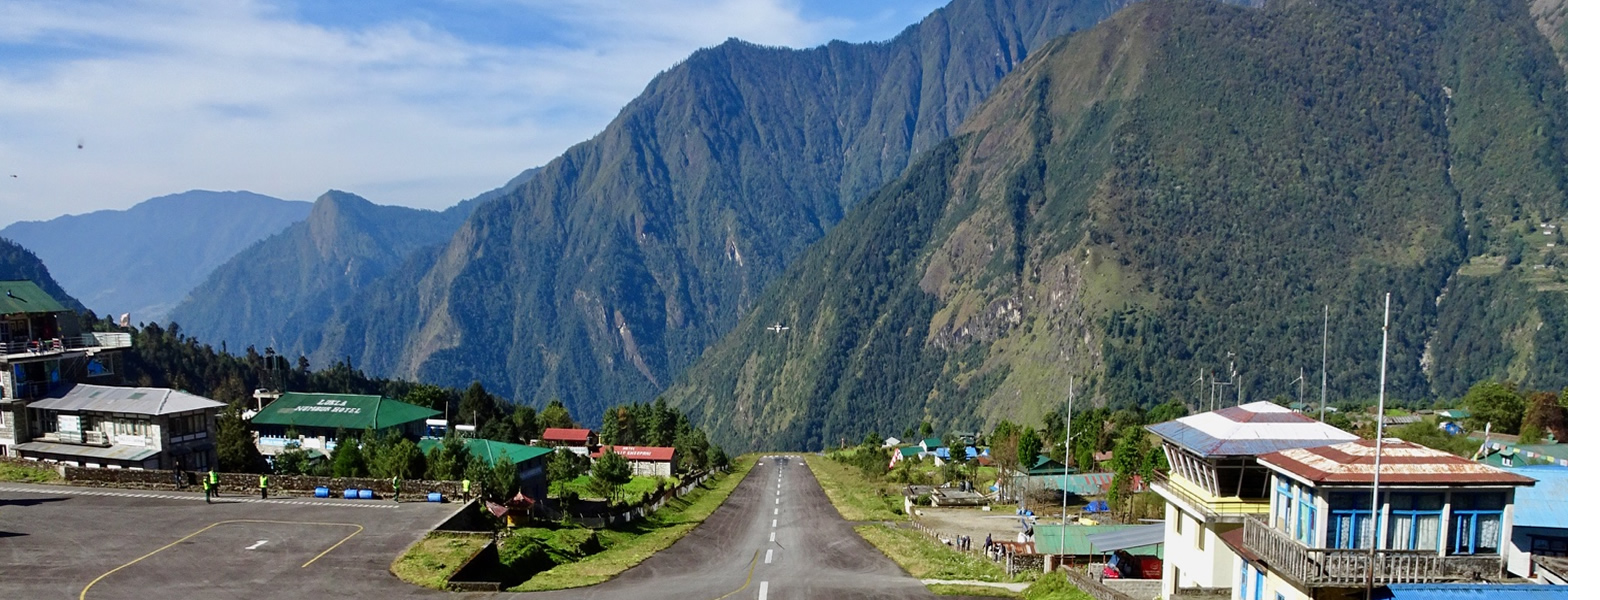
[541,427,597,456]
[592,445,676,477]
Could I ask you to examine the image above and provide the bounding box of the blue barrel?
[427,492,443,503]
[343,488,359,499]
[314,486,330,498]
[358,489,374,500]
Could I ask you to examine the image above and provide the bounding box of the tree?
[216,409,268,473]
[426,435,473,481]
[511,405,541,443]
[1016,427,1043,470]
[538,399,576,432]
[591,450,634,506]
[709,446,730,471]
[674,428,710,474]
[863,431,883,448]
[1520,391,1567,443]
[1146,399,1189,425]
[402,384,453,414]
[479,453,520,502]
[546,449,590,485]
[370,438,425,479]
[460,381,495,429]
[274,442,311,476]
[330,434,366,477]
[1463,381,1525,435]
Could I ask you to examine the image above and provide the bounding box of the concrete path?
[921,578,1031,592]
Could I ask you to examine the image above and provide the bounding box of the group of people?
[180,467,473,504]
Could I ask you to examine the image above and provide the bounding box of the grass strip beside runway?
[855,524,1014,582]
[926,583,1023,597]
[390,531,494,590]
[0,460,61,483]
[507,455,754,592]
[809,454,905,521]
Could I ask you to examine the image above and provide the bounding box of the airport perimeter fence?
[554,468,714,527]
[60,465,471,501]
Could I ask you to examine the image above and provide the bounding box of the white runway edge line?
[759,581,769,600]
[765,549,774,564]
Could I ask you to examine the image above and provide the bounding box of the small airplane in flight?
[766,323,789,333]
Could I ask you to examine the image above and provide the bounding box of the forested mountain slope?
[0,238,85,312]
[169,191,478,350]
[663,0,1567,451]
[1,190,308,324]
[298,0,1155,427]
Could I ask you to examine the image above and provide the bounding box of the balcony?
[1241,514,1504,587]
[1,332,132,360]
[1149,471,1270,523]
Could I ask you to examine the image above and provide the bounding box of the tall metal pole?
[1064,376,1074,528]
[1365,293,1391,600]
[1320,304,1330,422]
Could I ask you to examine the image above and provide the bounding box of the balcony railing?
[1241,514,1504,587]
[1149,471,1269,523]
[1,332,132,358]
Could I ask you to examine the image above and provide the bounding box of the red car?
[1102,550,1163,579]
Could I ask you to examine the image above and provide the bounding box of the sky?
[0,0,946,226]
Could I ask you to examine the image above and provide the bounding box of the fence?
[61,465,470,501]
[552,469,714,527]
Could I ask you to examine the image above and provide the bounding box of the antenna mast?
[1320,304,1329,422]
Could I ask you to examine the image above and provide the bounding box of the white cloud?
[0,0,906,226]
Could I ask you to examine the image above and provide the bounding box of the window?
[1253,567,1265,600]
[1199,526,1206,551]
[1388,493,1443,550]
[1295,484,1317,545]
[1239,561,1248,600]
[1275,479,1294,534]
[1450,492,1505,555]
[1327,492,1376,549]
[1529,535,1568,556]
[1176,511,1184,535]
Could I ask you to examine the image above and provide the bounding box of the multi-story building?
[1228,439,1537,600]
[10,383,223,470]
[0,280,131,457]
[1146,401,1358,599]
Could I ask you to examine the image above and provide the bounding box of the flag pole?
[1364,293,1391,600]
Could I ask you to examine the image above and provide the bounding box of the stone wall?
[1054,565,1139,600]
[62,466,468,501]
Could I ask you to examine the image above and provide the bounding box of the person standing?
[259,473,269,499]
[207,469,219,503]
[461,478,470,501]
[392,476,401,503]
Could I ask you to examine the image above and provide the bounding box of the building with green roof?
[248,392,440,457]
[420,438,554,499]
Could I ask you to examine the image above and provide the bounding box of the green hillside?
[297,0,1149,428]
[663,0,1567,451]
[0,238,85,312]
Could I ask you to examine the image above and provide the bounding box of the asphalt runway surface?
[1,458,986,599]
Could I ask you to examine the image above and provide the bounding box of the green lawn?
[854,524,1015,582]
[389,532,493,590]
[0,460,60,483]
[1021,571,1095,600]
[929,583,1023,597]
[810,455,906,521]
[507,457,753,591]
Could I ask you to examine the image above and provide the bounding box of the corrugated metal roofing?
[1034,524,1161,556]
[29,383,224,415]
[1258,440,1538,486]
[1505,466,1566,529]
[1374,584,1569,600]
[593,445,674,461]
[250,392,440,430]
[541,428,592,443]
[13,440,160,461]
[420,438,551,465]
[1086,524,1166,553]
[1146,401,1357,457]
[0,280,68,314]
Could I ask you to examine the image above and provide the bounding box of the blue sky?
[0,0,946,225]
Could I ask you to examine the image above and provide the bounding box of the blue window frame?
[1239,560,1248,600]
[1253,568,1265,600]
[1388,492,1443,550]
[1450,492,1505,555]
[1275,479,1294,534]
[1327,492,1375,549]
[1295,484,1316,546]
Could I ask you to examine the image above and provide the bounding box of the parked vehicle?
[1102,550,1163,579]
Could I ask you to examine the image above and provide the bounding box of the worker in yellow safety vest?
[260,474,269,499]
[462,478,470,500]
[206,469,219,503]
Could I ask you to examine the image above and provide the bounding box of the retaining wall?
[61,465,468,501]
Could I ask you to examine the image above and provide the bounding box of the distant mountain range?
[662,0,1568,451]
[0,190,310,324]
[0,237,85,312]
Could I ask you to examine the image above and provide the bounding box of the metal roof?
[540,428,592,443]
[13,440,160,462]
[250,392,440,430]
[1034,524,1161,556]
[1504,466,1567,529]
[1146,401,1357,457]
[0,280,68,314]
[593,445,674,461]
[419,438,552,466]
[1086,524,1166,553]
[29,384,224,415]
[1374,584,1569,600]
[1257,440,1538,486]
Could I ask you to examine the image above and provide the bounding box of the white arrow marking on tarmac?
[765,549,774,564]
[759,581,769,600]
[246,540,268,550]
